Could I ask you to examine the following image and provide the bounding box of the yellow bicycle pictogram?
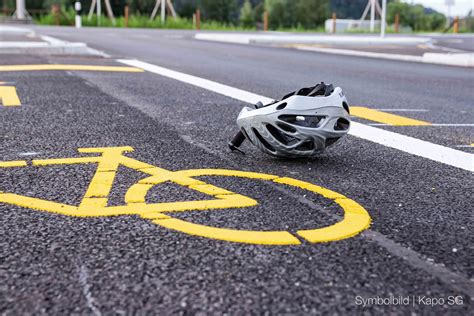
[0,146,371,245]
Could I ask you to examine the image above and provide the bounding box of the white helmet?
[234,83,350,158]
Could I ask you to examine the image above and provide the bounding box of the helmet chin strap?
[228,130,246,155]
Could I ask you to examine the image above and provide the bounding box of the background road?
[1,27,472,314]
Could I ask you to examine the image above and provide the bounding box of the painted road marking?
[0,86,21,106]
[117,59,474,172]
[0,160,27,167]
[374,108,428,112]
[0,146,371,245]
[369,123,474,127]
[351,106,431,126]
[0,65,144,72]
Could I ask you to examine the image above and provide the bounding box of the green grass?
[35,11,255,31]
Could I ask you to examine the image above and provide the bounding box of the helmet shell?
[236,87,350,158]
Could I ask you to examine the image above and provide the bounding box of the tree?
[264,0,328,29]
[330,0,367,19]
[387,1,446,31]
[240,0,255,27]
[264,0,295,29]
[201,0,238,23]
[296,0,329,28]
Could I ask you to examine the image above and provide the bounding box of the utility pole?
[380,0,387,37]
[445,0,455,27]
[15,0,25,19]
[97,0,101,25]
[370,0,375,32]
[161,0,166,24]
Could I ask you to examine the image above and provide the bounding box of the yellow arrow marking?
[351,106,431,126]
[0,65,144,72]
[0,86,21,106]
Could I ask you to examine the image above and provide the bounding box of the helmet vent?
[342,102,350,114]
[295,140,315,151]
[252,128,275,152]
[334,118,350,131]
[266,124,298,146]
[276,102,287,110]
[325,137,341,147]
[276,122,296,133]
[279,115,325,128]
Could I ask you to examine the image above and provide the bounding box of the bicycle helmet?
[234,82,351,158]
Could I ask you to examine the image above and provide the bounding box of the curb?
[295,46,473,67]
[194,33,473,68]
[194,33,431,45]
[0,35,106,56]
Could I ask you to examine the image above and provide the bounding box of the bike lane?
[0,54,471,314]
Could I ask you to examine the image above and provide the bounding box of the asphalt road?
[1,27,473,315]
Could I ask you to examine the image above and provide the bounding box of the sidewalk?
[0,25,97,55]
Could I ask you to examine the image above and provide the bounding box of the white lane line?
[117,59,473,172]
[118,59,273,105]
[430,123,474,127]
[77,265,101,316]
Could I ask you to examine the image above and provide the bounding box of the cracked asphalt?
[0,27,473,315]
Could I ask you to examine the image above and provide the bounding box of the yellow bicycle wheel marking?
[0,146,371,245]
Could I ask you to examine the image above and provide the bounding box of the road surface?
[0,26,472,315]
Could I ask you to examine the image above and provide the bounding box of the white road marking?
[430,123,474,127]
[18,152,41,157]
[118,59,272,105]
[77,265,101,316]
[117,59,473,173]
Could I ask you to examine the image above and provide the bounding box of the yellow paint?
[274,177,371,243]
[297,199,370,242]
[0,146,371,245]
[351,106,431,126]
[0,86,21,106]
[0,160,27,167]
[154,218,301,245]
[0,65,144,73]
